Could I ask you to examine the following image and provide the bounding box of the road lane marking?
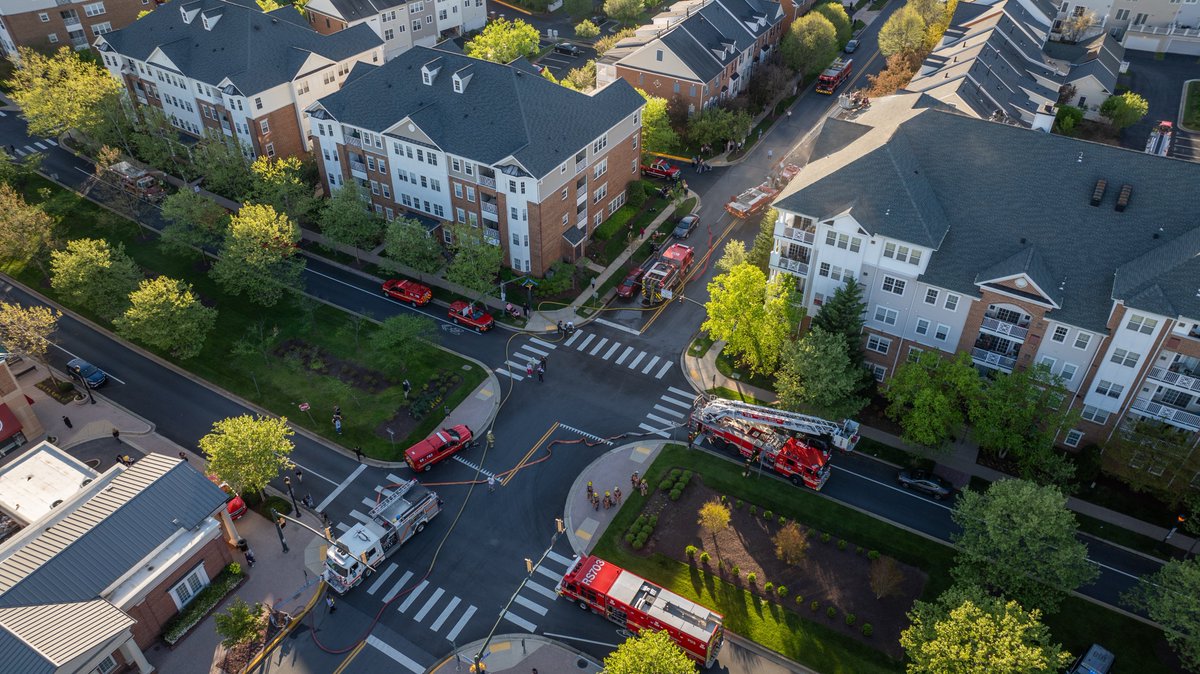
[558,423,612,445]
[653,404,685,419]
[641,355,661,374]
[655,361,674,379]
[576,333,596,351]
[412,587,445,621]
[520,344,549,357]
[615,346,633,365]
[660,395,690,409]
[397,580,429,612]
[535,565,561,581]
[302,267,469,332]
[514,594,548,616]
[502,422,559,486]
[588,337,609,355]
[365,635,423,674]
[628,352,647,369]
[524,579,559,600]
[495,368,523,381]
[602,342,622,360]
[502,610,537,632]
[367,564,399,595]
[593,317,641,336]
[382,570,416,602]
[315,463,367,512]
[564,330,583,346]
[445,605,476,642]
[430,596,462,630]
[49,342,128,384]
[645,413,673,426]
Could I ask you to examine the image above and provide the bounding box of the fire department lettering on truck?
[582,558,607,586]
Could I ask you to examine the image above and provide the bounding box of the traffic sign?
[298,402,310,411]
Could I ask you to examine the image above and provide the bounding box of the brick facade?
[251,105,306,160]
[0,0,144,57]
[306,10,348,35]
[124,532,234,649]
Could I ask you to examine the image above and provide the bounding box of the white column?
[119,637,155,674]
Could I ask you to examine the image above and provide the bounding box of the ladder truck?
[688,394,861,490]
[323,478,442,594]
[1145,121,1173,157]
[815,58,853,94]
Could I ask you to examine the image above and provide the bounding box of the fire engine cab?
[557,555,724,668]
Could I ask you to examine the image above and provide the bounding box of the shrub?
[659,478,674,491]
[867,550,880,560]
[162,564,246,645]
[821,532,832,543]
[862,623,874,637]
[732,564,740,577]
[776,585,788,598]
[669,488,683,501]
[624,532,635,544]
[681,470,693,481]
[837,539,847,551]
[735,499,744,509]
[764,581,774,593]
[747,572,757,584]
[778,516,787,526]
[648,515,658,527]
[670,468,682,479]
[631,537,645,550]
[764,509,773,520]
[749,505,758,516]
[794,594,803,604]
[856,545,864,555]
[826,606,838,619]
[574,19,600,38]
[845,613,857,626]
[720,495,729,504]
[699,551,710,563]
[685,545,698,558]
[810,600,820,611]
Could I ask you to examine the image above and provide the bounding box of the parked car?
[1067,644,1114,674]
[405,425,474,472]
[382,279,433,306]
[673,214,700,239]
[616,267,646,300]
[897,468,954,499]
[448,301,494,332]
[553,42,581,56]
[209,476,247,520]
[844,39,859,53]
[67,358,107,388]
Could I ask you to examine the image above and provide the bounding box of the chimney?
[1115,184,1132,212]
[1089,179,1106,206]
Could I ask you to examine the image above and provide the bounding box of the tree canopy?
[951,479,1097,613]
[638,89,681,156]
[1100,92,1149,129]
[811,277,866,358]
[250,156,315,221]
[6,47,122,138]
[210,203,305,307]
[199,414,295,496]
[465,18,540,63]
[214,598,266,649]
[0,302,60,380]
[50,238,142,320]
[369,315,439,374]
[604,0,644,25]
[702,263,791,375]
[687,106,753,148]
[575,19,600,38]
[160,190,230,257]
[445,223,503,298]
[115,276,217,359]
[193,132,256,200]
[746,208,776,273]
[603,630,697,674]
[1124,558,1200,671]
[814,2,852,46]
[320,184,384,262]
[385,217,444,274]
[878,5,929,57]
[0,183,56,273]
[781,14,839,76]
[884,351,981,449]
[968,365,1078,485]
[776,326,868,420]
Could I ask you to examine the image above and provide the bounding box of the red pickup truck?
[448,300,494,332]
[382,279,433,306]
[641,159,682,181]
[405,425,474,472]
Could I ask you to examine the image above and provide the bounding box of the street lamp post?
[284,476,300,518]
[72,370,95,404]
[269,507,290,553]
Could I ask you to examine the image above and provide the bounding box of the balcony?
[348,160,368,181]
[769,251,808,276]
[1147,367,1200,394]
[1130,396,1200,432]
[971,348,1017,373]
[481,198,498,221]
[979,316,1030,341]
[779,226,814,245]
[221,122,233,136]
[575,158,588,175]
[483,227,500,246]
[478,174,496,189]
[345,135,362,149]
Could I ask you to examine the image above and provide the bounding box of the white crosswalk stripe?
[0,111,6,117]
[14,148,26,156]
[429,596,462,630]
[366,635,424,674]
[44,138,57,146]
[641,355,661,374]
[496,368,524,381]
[668,386,695,398]
[660,395,691,409]
[514,594,548,616]
[524,579,559,600]
[655,361,674,379]
[349,510,371,523]
[362,497,380,509]
[615,346,633,365]
[397,580,428,612]
[529,337,556,349]
[645,413,674,426]
[576,333,596,351]
[588,337,609,355]
[521,344,550,357]
[32,141,46,150]
[535,565,561,581]
[602,342,622,360]
[445,606,476,641]
[22,145,35,155]
[639,423,671,438]
[386,473,407,484]
[546,550,573,567]
[412,587,445,621]
[654,404,686,419]
[450,454,495,478]
[628,352,647,370]
[335,521,350,532]
[382,570,415,602]
[503,610,537,632]
[564,330,583,346]
[366,563,399,595]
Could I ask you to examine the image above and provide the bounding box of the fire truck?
[1145,121,1173,157]
[323,479,442,594]
[641,242,694,305]
[815,58,853,94]
[557,555,724,667]
[108,161,167,202]
[724,182,779,219]
[689,394,861,490]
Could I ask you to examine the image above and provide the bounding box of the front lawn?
[1183,80,1200,129]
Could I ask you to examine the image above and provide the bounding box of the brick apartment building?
[94,0,383,161]
[307,45,645,276]
[0,0,145,57]
[0,448,237,674]
[304,0,487,61]
[770,93,1200,480]
[596,0,786,116]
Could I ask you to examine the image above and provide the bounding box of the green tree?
[0,302,61,382]
[909,0,948,24]
[160,190,230,257]
[969,365,1079,482]
[773,521,809,565]
[1099,92,1149,129]
[716,240,748,272]
[0,183,56,274]
[257,0,283,10]
[199,414,295,497]
[575,19,600,38]
[595,27,636,55]
[50,238,142,320]
[878,5,928,57]
[1124,558,1200,670]
[565,0,593,18]
[901,585,1072,674]
[814,2,852,46]
[465,18,540,63]
[384,217,444,274]
[637,89,681,155]
[251,155,315,221]
[210,203,305,307]
[746,207,776,272]
[445,223,503,298]
[321,184,384,262]
[702,263,790,375]
[781,13,839,77]
[132,107,187,170]
[369,315,438,374]
[0,148,43,189]
[698,499,731,547]
[776,327,867,420]
[604,0,644,25]
[5,46,122,138]
[1054,105,1085,135]
[193,132,255,200]
[952,480,1097,613]
[563,59,597,90]
[884,351,981,449]
[115,276,217,359]
[603,629,697,674]
[687,106,753,148]
[811,276,866,361]
[214,598,266,649]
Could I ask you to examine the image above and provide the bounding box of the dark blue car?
[67,358,107,388]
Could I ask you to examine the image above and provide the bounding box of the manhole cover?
[576,658,589,669]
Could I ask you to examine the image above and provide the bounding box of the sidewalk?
[429,634,601,674]
[564,441,668,555]
[681,341,1200,555]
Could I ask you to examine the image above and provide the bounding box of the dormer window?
[421,57,443,85]
[452,65,473,93]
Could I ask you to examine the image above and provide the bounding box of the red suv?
[382,279,433,306]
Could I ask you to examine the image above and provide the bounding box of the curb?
[725,632,820,674]
[563,440,670,556]
[1177,79,1199,133]
[426,633,601,674]
[240,581,326,674]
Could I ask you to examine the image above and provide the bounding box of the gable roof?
[0,600,134,674]
[775,93,1200,331]
[98,0,381,96]
[313,46,644,178]
[307,0,406,23]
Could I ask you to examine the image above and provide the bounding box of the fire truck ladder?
[691,394,860,450]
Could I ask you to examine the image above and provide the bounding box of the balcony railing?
[478,175,496,189]
[770,251,808,276]
[575,158,587,175]
[1130,396,1200,432]
[1148,367,1200,394]
[971,347,1016,372]
[980,316,1029,341]
[348,160,368,180]
[779,226,814,245]
[480,200,498,216]
[483,228,500,246]
[221,123,233,136]
[345,135,362,148]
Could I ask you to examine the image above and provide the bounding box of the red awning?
[0,403,23,441]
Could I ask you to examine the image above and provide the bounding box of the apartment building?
[906,0,1124,130]
[770,93,1200,476]
[308,45,645,276]
[1057,0,1200,55]
[596,0,786,116]
[94,0,383,160]
[0,0,144,57]
[304,0,487,61]
[0,448,237,674]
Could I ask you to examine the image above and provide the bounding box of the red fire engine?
[815,58,853,94]
[557,555,724,667]
[689,394,861,490]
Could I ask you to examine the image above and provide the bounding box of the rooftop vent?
[1115,184,1132,212]
[1089,179,1106,206]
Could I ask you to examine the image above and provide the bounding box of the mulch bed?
[640,474,926,658]
[272,338,395,393]
[373,369,464,441]
[217,618,287,674]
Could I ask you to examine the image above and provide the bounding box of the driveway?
[1118,50,1199,161]
[534,41,598,76]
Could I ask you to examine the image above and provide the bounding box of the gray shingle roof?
[99,0,381,96]
[776,96,1200,331]
[0,454,228,607]
[314,0,405,23]
[314,46,645,178]
[0,600,134,674]
[973,246,1063,306]
[660,26,725,82]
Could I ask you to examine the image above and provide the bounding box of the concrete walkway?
[564,441,668,555]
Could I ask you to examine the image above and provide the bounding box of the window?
[867,363,888,382]
[511,233,520,246]
[1110,348,1140,367]
[454,183,463,198]
[924,288,939,305]
[370,180,379,195]
[510,206,518,220]
[508,180,516,192]
[1051,325,1068,343]
[413,19,422,30]
[426,15,433,23]
[254,97,263,110]
[48,33,59,43]
[466,187,475,203]
[944,294,959,311]
[561,187,568,201]
[1126,315,1158,334]
[430,178,440,192]
[825,231,859,251]
[443,228,453,244]
[1073,332,1091,350]
[378,160,386,173]
[1115,8,1129,20]
[366,156,376,171]
[593,158,607,179]
[818,262,830,277]
[39,13,50,22]
[592,135,608,153]
[452,158,461,172]
[935,324,950,341]
[171,566,209,608]
[385,208,394,221]
[91,21,112,35]
[915,318,930,335]
[866,334,891,354]
[1064,430,1084,448]
[85,2,106,17]
[265,142,275,158]
[883,242,921,264]
[1081,404,1108,424]
[381,184,390,199]
[592,183,608,203]
[428,153,438,167]
[1060,362,1077,381]
[881,276,906,295]
[874,306,898,326]
[92,655,118,674]
[384,28,394,40]
[1094,380,1123,398]
[1038,355,1057,370]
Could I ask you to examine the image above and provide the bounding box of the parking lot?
[1118,50,1198,162]
[534,40,598,76]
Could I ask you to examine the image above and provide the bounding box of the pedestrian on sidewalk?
[61,416,72,429]
[326,596,336,614]
[354,446,363,462]
[536,365,544,382]
[631,471,639,489]
[556,320,564,337]
[245,548,256,568]
[303,493,315,508]
[112,428,120,443]
[488,475,496,492]
[767,149,773,160]
[295,467,303,483]
[486,430,495,449]
[787,110,792,120]
[178,451,188,463]
[614,487,622,504]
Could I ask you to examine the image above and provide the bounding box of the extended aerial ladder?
[690,394,861,451]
